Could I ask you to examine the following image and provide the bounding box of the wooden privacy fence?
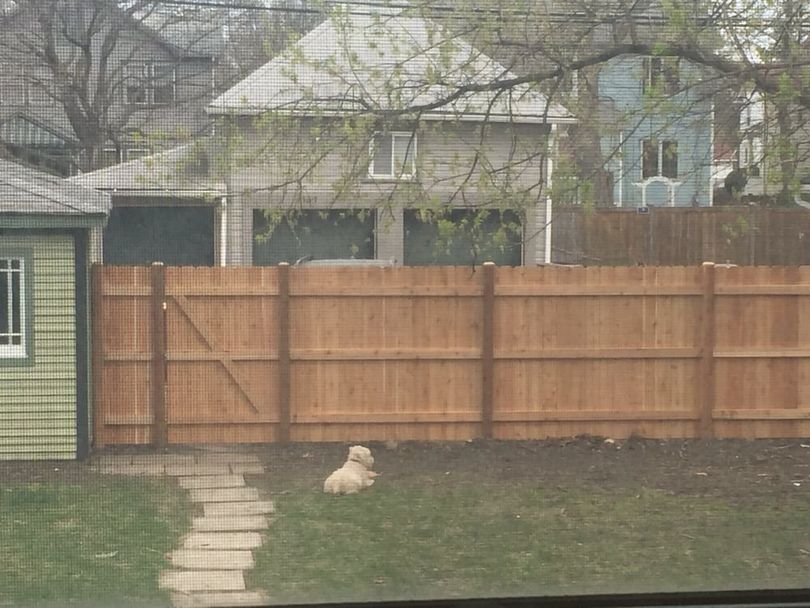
[92,263,810,446]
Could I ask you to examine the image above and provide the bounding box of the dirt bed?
[253,437,810,502]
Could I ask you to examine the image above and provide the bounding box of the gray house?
[73,10,574,267]
[0,0,223,176]
[0,159,110,460]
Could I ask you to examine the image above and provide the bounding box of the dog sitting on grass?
[323,445,379,494]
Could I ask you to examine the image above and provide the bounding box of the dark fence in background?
[552,206,810,266]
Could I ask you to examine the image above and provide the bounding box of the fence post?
[699,261,716,438]
[91,264,105,448]
[150,262,168,448]
[481,262,495,439]
[277,262,291,443]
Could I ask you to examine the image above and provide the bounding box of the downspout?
[220,196,228,267]
[545,124,557,265]
[617,131,624,207]
[709,101,715,207]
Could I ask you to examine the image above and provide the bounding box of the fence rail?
[92,263,810,445]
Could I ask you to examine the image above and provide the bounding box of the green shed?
[0,159,110,460]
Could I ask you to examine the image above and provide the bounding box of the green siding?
[0,234,76,459]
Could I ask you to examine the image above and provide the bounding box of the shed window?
[370,132,416,179]
[0,256,28,359]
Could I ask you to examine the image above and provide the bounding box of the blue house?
[597,55,714,207]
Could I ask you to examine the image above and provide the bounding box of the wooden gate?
[92,265,286,446]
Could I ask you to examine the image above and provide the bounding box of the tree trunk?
[571,65,613,206]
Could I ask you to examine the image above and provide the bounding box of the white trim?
[220,196,228,267]
[125,62,177,106]
[123,147,152,162]
[544,124,556,265]
[617,131,624,207]
[633,176,683,207]
[642,139,678,180]
[0,257,26,359]
[368,131,417,180]
[207,106,578,124]
[709,101,715,207]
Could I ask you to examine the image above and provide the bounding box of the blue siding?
[598,55,713,207]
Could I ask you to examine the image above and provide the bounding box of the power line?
[151,0,810,28]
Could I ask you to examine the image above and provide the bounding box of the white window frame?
[123,147,151,162]
[368,131,417,180]
[642,139,678,179]
[643,57,680,95]
[0,256,27,359]
[125,62,177,106]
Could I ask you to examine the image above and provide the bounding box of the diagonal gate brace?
[171,294,261,414]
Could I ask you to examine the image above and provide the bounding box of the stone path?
[92,449,273,607]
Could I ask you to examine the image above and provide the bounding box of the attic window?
[643,57,680,95]
[0,255,30,362]
[369,132,416,179]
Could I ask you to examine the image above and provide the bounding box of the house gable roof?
[208,10,573,123]
[0,158,110,216]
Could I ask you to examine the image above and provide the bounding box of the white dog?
[323,445,379,494]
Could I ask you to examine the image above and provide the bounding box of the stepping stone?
[192,516,269,532]
[169,549,254,570]
[159,570,244,593]
[178,475,245,490]
[166,464,231,476]
[188,487,259,503]
[194,453,261,465]
[204,501,275,517]
[183,532,263,550]
[131,454,196,466]
[97,463,165,476]
[171,591,268,608]
[229,463,265,475]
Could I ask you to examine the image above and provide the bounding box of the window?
[642,139,678,179]
[404,208,522,266]
[125,62,176,105]
[253,209,376,265]
[0,255,29,359]
[123,147,151,162]
[369,132,416,179]
[101,146,152,167]
[642,57,680,94]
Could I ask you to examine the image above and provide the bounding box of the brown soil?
[4,437,810,502]
[254,437,810,502]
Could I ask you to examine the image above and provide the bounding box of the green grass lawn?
[0,476,189,608]
[249,470,810,604]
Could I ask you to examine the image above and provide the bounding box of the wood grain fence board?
[699,262,716,438]
[95,266,154,446]
[277,263,291,443]
[481,263,495,439]
[93,264,810,444]
[150,263,168,447]
[91,264,104,447]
